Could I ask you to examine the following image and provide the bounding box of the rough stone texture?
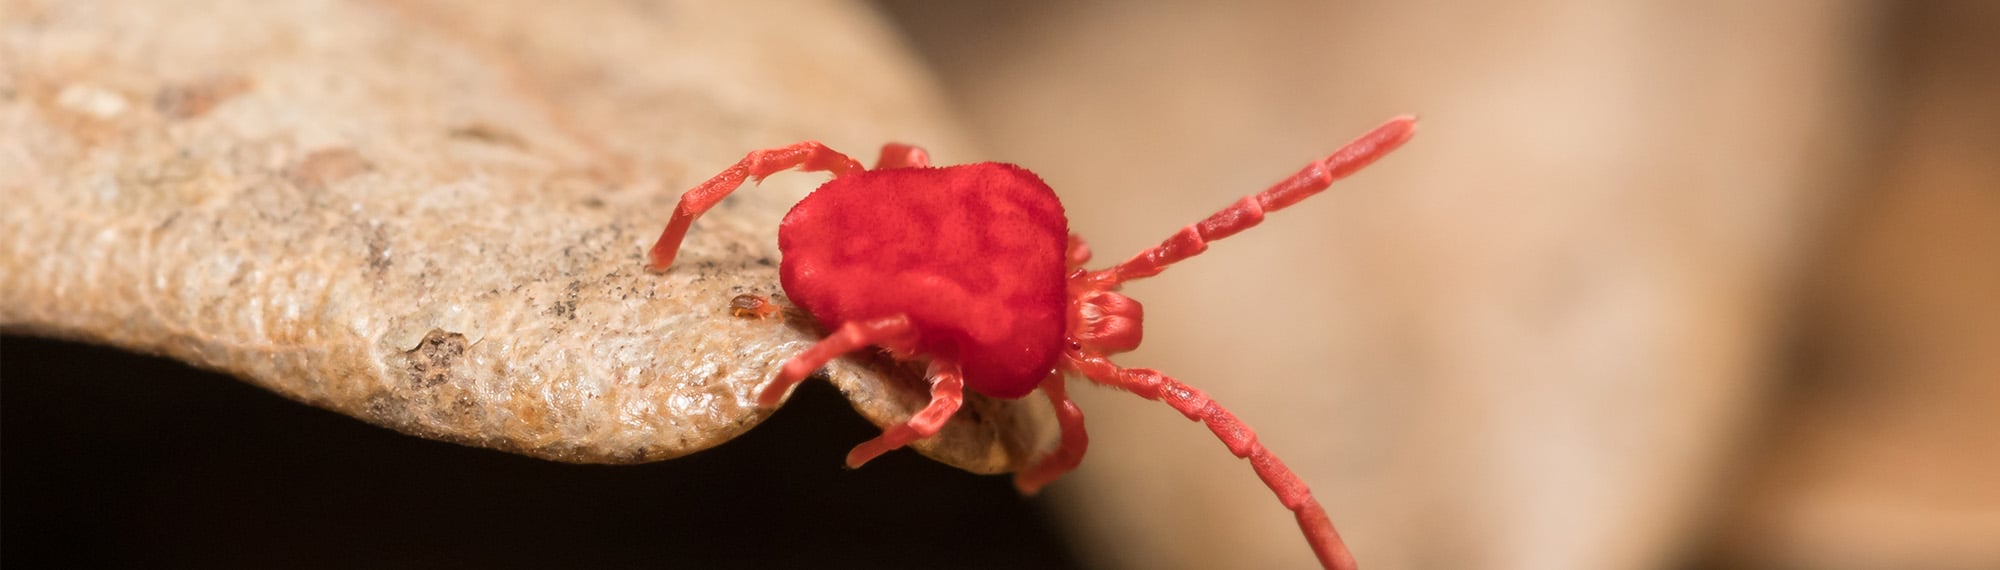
[0,0,1050,472]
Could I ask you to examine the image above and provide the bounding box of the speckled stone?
[0,0,1052,473]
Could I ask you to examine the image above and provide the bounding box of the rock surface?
[1,0,1050,472]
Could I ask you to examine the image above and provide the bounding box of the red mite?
[649,116,1416,570]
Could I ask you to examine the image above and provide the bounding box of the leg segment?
[1013,372,1089,494]
[648,142,866,271]
[1091,116,1417,287]
[845,359,965,467]
[1065,234,1093,269]
[1070,355,1356,570]
[874,143,931,169]
[757,314,917,408]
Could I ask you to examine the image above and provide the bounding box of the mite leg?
[648,142,866,271]
[1090,116,1417,287]
[758,314,918,408]
[1013,372,1088,494]
[874,143,931,169]
[845,359,964,467]
[1070,355,1356,570]
[1066,234,1093,269]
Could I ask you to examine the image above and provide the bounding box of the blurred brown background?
[4,1,1994,569]
[875,1,1997,569]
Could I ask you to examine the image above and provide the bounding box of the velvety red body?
[777,163,1070,399]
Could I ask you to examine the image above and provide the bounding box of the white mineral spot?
[55,83,128,119]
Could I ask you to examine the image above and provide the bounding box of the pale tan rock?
[0,0,1050,472]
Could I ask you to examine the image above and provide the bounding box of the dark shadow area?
[1,335,1080,569]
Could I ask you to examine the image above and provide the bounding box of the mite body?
[648,116,1417,570]
[727,293,781,319]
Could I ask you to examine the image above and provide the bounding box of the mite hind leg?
[845,359,964,467]
[758,315,918,407]
[648,142,866,271]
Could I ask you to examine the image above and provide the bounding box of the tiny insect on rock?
[727,293,782,320]
[647,116,1417,570]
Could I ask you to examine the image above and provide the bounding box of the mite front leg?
[758,314,917,408]
[845,359,964,467]
[1013,372,1088,494]
[648,142,866,271]
[1066,234,1093,269]
[1089,116,1417,287]
[1070,355,1356,570]
[873,143,931,169]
